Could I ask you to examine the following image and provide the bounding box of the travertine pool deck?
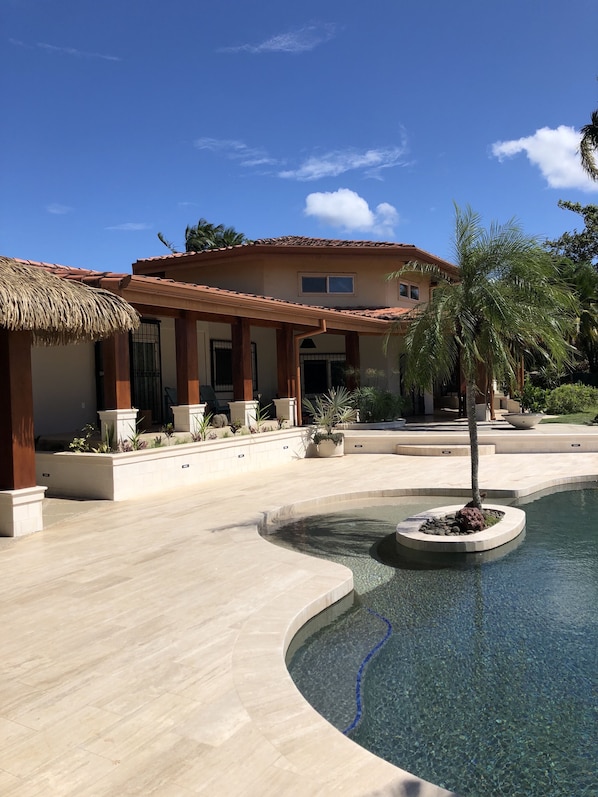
[1,437,597,795]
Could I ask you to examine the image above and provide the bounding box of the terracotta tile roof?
[336,306,413,321]
[249,236,415,248]
[13,258,133,289]
[135,235,456,265]
[135,238,407,264]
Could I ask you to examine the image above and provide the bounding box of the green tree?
[547,201,598,266]
[580,108,598,180]
[556,258,598,372]
[389,204,576,508]
[547,202,598,373]
[157,218,249,253]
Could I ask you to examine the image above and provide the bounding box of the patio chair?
[200,385,230,417]
[164,386,177,422]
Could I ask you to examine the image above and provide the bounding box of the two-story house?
[5,238,457,444]
[133,236,458,410]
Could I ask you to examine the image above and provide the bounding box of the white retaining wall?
[36,429,309,501]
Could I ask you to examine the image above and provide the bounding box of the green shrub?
[350,386,407,422]
[545,383,598,415]
[513,381,547,413]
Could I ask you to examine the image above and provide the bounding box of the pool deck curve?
[1,431,597,795]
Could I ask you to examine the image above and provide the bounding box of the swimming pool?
[267,489,597,797]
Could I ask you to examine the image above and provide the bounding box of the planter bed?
[36,428,308,501]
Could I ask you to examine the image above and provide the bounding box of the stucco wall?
[161,260,266,295]
[31,342,97,435]
[171,252,431,310]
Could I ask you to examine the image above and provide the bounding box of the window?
[399,282,420,301]
[301,274,354,295]
[301,353,347,396]
[210,339,257,392]
[130,320,163,423]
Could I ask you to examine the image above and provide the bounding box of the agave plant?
[302,386,358,445]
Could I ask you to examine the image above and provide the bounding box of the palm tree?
[157,219,249,254]
[217,226,247,247]
[557,258,598,372]
[184,218,224,252]
[580,109,598,181]
[389,204,576,508]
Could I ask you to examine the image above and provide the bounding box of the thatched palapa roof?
[0,256,140,345]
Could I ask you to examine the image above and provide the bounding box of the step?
[395,443,496,457]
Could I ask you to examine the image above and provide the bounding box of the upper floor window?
[301,274,355,295]
[399,282,420,301]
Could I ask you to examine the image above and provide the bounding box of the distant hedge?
[544,383,598,415]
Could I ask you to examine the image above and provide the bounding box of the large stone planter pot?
[504,412,544,429]
[316,437,345,458]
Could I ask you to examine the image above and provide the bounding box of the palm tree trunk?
[466,379,482,508]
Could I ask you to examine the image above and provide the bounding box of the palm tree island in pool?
[390,204,577,508]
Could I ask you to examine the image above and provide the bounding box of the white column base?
[273,397,297,427]
[229,400,259,428]
[171,404,207,433]
[98,409,138,445]
[475,403,490,421]
[0,486,47,537]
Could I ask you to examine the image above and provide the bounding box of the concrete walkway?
[1,450,597,796]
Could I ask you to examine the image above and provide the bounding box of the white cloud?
[220,24,337,54]
[193,136,409,181]
[304,188,399,236]
[193,138,277,168]
[280,146,409,181]
[105,223,151,231]
[10,38,121,61]
[491,125,598,193]
[46,203,72,215]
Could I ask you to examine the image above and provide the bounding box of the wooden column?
[231,318,253,400]
[345,332,360,390]
[0,329,36,490]
[276,325,296,398]
[101,333,131,409]
[175,314,200,405]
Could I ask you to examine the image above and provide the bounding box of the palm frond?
[579,109,598,180]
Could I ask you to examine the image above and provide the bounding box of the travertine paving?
[1,447,597,796]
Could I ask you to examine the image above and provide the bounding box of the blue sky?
[2,0,597,273]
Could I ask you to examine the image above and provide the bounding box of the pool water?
[267,489,598,797]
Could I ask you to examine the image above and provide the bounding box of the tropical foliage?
[556,258,598,372]
[547,201,598,266]
[389,204,577,508]
[580,108,598,180]
[157,218,249,253]
[544,383,598,415]
[350,386,407,422]
[302,386,358,445]
[547,201,598,372]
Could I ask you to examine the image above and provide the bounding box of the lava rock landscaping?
[420,507,505,536]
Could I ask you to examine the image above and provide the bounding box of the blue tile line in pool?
[342,608,393,736]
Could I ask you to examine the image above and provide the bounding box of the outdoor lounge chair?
[165,385,230,419]
[200,385,230,417]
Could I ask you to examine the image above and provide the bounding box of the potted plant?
[505,380,547,429]
[303,386,358,457]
